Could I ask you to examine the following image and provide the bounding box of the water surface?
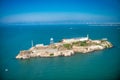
[0,25,120,80]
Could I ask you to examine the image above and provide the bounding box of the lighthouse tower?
[87,34,89,40]
[50,38,54,44]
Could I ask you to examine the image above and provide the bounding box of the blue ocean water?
[0,24,120,80]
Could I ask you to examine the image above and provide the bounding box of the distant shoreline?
[1,23,120,26]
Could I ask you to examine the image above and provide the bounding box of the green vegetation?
[80,41,88,46]
[72,41,89,46]
[63,43,72,49]
[72,41,81,46]
[50,53,54,56]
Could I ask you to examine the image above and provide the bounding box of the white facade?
[62,37,89,43]
[35,44,44,47]
[92,40,101,44]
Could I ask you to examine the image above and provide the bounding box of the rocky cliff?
[16,39,112,59]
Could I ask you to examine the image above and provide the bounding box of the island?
[16,35,113,59]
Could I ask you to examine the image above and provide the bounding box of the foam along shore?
[16,36,113,59]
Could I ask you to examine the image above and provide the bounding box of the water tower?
[50,38,54,44]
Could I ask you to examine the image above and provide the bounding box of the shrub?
[72,41,81,46]
[63,44,72,49]
[80,41,87,46]
[50,53,54,56]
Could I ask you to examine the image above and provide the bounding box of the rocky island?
[16,35,113,59]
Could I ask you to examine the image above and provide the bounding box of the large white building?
[62,35,89,43]
[35,44,44,47]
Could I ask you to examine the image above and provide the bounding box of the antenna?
[87,34,89,40]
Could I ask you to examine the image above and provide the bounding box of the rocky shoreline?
[16,37,113,59]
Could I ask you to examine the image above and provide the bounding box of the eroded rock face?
[16,39,113,59]
[16,50,32,59]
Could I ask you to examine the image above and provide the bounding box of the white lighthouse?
[50,38,54,44]
[87,34,89,40]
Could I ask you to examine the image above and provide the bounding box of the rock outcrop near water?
[16,38,112,59]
